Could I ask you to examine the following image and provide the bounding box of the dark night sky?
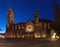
[0,0,60,33]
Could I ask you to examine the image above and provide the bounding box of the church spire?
[34,9,38,15]
[8,6,13,12]
[7,6,14,16]
[7,6,14,25]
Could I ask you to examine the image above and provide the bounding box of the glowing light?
[42,34,46,38]
[17,36,20,38]
[26,25,34,32]
[51,33,56,39]
[51,29,57,40]
[56,36,59,39]
[34,33,41,38]
[22,35,24,38]
[51,32,59,40]
[0,35,5,38]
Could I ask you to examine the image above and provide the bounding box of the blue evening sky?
[0,0,60,33]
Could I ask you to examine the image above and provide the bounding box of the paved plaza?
[0,39,59,47]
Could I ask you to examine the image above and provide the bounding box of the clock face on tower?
[26,24,34,32]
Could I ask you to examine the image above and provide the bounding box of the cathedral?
[5,7,53,39]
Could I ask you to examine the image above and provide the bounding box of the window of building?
[22,26,24,29]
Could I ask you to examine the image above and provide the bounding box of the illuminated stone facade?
[5,7,52,38]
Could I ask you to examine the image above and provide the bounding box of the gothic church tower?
[6,7,14,38]
[7,7,14,25]
[34,10,40,38]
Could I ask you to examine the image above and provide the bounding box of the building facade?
[5,7,52,38]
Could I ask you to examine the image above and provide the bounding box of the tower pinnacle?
[34,9,39,24]
[34,9,38,15]
[7,6,14,24]
[8,6,13,12]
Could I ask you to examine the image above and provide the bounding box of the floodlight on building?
[51,33,56,39]
[34,33,41,38]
